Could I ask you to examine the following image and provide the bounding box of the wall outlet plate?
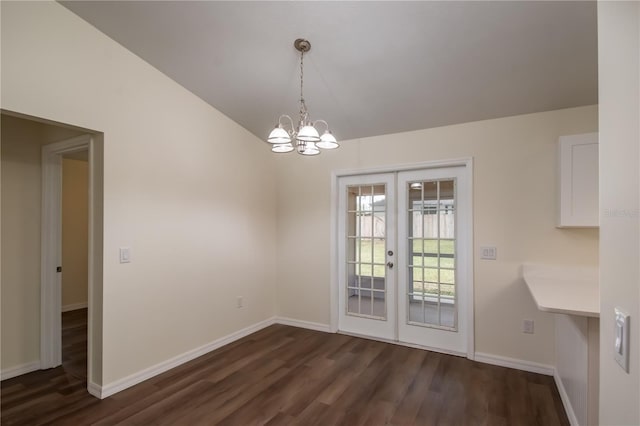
[480,246,497,260]
[523,319,534,334]
[119,247,131,263]
[614,307,630,372]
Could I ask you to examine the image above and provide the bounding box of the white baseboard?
[554,369,579,426]
[93,316,330,398]
[275,317,332,333]
[95,316,277,399]
[62,302,88,312]
[1,361,40,381]
[87,381,102,399]
[474,352,555,376]
[475,353,575,424]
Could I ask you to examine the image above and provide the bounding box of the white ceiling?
[60,1,597,142]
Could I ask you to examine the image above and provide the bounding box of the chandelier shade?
[296,124,321,142]
[266,39,339,156]
[267,126,292,144]
[272,143,294,153]
[299,141,320,156]
[317,131,339,149]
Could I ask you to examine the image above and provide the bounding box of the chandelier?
[266,38,339,155]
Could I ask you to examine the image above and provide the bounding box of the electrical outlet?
[236,296,243,308]
[480,246,497,260]
[119,247,131,263]
[523,319,534,334]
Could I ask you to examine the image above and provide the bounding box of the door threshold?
[337,330,468,358]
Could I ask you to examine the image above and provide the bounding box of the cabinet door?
[557,133,599,227]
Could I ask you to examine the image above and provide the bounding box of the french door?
[337,166,470,355]
[337,173,396,340]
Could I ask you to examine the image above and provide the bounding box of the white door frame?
[41,135,96,381]
[330,158,475,360]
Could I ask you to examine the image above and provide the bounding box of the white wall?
[598,2,640,424]
[1,116,44,370]
[62,158,89,309]
[276,105,598,366]
[1,1,277,386]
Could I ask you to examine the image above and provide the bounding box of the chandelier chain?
[299,50,307,119]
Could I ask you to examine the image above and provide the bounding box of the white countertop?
[523,264,599,317]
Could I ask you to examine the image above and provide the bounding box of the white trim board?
[470,353,576,424]
[0,361,40,381]
[275,317,332,333]
[338,330,467,358]
[332,158,474,177]
[554,369,580,426]
[93,317,277,399]
[87,381,102,399]
[62,302,88,312]
[473,352,555,376]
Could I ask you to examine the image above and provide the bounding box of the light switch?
[119,247,131,264]
[614,307,630,372]
[480,246,497,260]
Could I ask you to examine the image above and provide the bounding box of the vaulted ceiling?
[60,1,598,142]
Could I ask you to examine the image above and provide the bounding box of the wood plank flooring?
[1,322,569,425]
[61,308,88,381]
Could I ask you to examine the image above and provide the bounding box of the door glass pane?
[408,294,423,323]
[359,290,373,316]
[439,180,455,239]
[440,240,455,268]
[372,185,386,211]
[372,291,385,317]
[441,269,455,285]
[346,184,387,319]
[347,263,358,287]
[406,179,457,330]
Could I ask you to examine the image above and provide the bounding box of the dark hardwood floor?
[1,322,568,425]
[61,308,88,381]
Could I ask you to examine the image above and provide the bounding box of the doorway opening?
[61,151,90,381]
[0,111,103,397]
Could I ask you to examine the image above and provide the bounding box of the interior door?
[397,167,469,355]
[337,173,396,340]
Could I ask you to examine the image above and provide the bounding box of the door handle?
[387,262,394,269]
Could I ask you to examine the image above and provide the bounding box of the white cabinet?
[557,133,599,228]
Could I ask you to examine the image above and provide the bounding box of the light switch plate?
[480,246,497,260]
[119,247,131,264]
[614,307,630,372]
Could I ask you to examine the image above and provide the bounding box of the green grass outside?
[353,239,456,296]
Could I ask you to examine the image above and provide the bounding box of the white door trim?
[40,135,96,378]
[330,158,474,360]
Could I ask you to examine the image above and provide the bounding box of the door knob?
[387,262,394,269]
